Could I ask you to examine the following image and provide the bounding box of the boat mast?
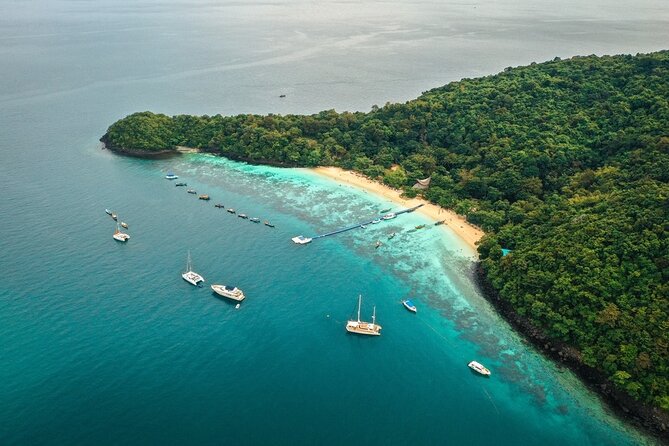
[372,306,376,325]
[186,250,191,271]
[357,294,362,322]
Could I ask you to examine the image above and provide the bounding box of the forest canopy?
[103,51,669,412]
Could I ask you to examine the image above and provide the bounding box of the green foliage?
[104,51,669,410]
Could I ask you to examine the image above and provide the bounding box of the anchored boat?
[402,299,417,313]
[211,284,245,302]
[468,361,491,376]
[182,251,204,287]
[346,295,381,336]
[112,223,130,242]
[165,172,178,180]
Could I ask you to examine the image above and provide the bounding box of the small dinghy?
[264,221,275,227]
[120,222,129,229]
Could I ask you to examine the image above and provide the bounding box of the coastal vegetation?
[102,51,669,426]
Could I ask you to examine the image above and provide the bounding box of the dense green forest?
[103,52,669,413]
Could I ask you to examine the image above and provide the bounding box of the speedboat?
[379,208,391,213]
[120,221,129,229]
[388,232,396,239]
[435,219,446,226]
[371,219,381,224]
[211,284,245,302]
[227,208,236,214]
[264,221,275,227]
[175,182,187,187]
[182,251,204,287]
[415,224,426,230]
[105,209,112,215]
[468,361,491,376]
[249,217,260,223]
[199,194,210,200]
[111,213,118,221]
[214,203,224,208]
[187,189,197,194]
[238,213,248,219]
[292,235,312,244]
[113,223,130,242]
[402,299,417,313]
[382,213,396,220]
[165,172,178,180]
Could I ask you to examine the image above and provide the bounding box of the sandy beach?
[312,166,484,252]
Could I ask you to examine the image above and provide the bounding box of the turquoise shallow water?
[1,1,667,444]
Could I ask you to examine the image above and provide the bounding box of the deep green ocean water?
[1,1,667,444]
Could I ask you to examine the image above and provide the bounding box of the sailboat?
[112,222,130,242]
[346,295,382,336]
[182,251,204,286]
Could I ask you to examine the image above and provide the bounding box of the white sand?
[312,166,484,252]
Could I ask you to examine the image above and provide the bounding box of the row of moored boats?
[168,172,276,228]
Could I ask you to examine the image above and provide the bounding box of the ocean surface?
[1,1,667,444]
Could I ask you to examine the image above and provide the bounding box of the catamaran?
[346,295,382,336]
[211,284,245,302]
[112,222,130,242]
[182,251,204,286]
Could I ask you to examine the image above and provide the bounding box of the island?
[101,51,669,437]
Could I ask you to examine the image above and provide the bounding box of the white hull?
[182,271,204,286]
[468,361,491,376]
[346,295,381,336]
[346,320,382,335]
[113,232,130,242]
[211,284,245,301]
[292,235,312,244]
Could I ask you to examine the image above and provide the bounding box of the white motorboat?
[346,295,381,336]
[382,213,396,220]
[165,172,178,180]
[211,284,245,302]
[182,251,204,286]
[468,361,491,376]
[292,235,312,244]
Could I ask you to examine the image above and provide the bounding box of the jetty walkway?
[292,204,423,244]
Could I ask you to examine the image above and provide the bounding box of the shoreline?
[311,166,484,253]
[475,264,669,442]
